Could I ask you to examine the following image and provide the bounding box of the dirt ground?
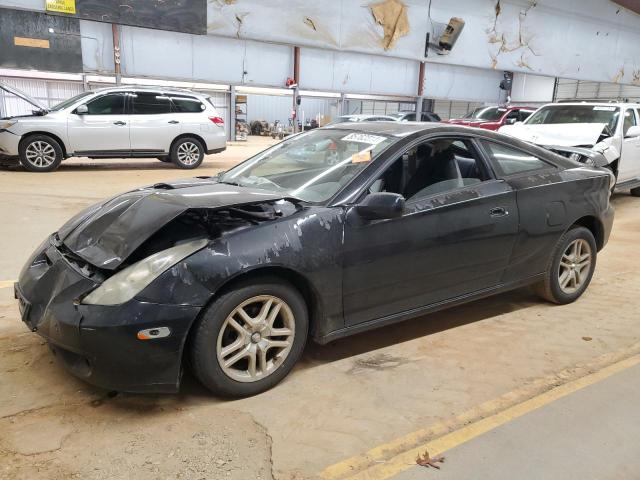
[1,137,639,479]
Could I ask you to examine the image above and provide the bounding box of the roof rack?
[556,98,631,103]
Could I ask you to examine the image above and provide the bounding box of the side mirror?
[76,104,88,115]
[356,192,405,220]
[625,125,640,138]
[505,117,517,125]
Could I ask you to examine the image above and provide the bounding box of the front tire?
[170,137,204,169]
[18,134,63,172]
[534,226,597,304]
[190,278,308,397]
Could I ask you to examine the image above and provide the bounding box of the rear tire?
[170,137,204,169]
[630,186,640,197]
[190,278,308,397]
[18,134,63,172]
[534,226,597,304]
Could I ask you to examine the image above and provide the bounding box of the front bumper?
[16,236,201,393]
[0,129,21,157]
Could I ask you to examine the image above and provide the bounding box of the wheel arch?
[183,265,324,362]
[570,215,605,251]
[19,131,69,157]
[170,133,208,152]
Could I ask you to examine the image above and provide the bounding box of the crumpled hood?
[498,123,608,147]
[58,179,291,270]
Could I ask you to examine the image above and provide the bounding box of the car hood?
[58,179,294,270]
[498,123,608,147]
[0,82,48,115]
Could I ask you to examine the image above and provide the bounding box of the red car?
[444,105,536,131]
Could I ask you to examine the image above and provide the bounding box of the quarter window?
[84,93,126,115]
[131,92,172,114]
[170,95,205,113]
[481,141,550,176]
[368,137,489,201]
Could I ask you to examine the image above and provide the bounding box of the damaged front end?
[15,179,303,392]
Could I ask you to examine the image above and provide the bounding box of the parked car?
[0,83,226,172]
[499,101,640,194]
[445,105,536,130]
[16,122,614,396]
[389,111,441,122]
[326,114,398,125]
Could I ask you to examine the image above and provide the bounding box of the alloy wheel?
[216,295,295,382]
[25,141,56,168]
[558,238,592,294]
[176,141,201,165]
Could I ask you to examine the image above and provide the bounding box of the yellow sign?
[45,0,76,14]
[14,37,50,49]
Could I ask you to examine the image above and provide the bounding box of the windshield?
[50,91,94,111]
[525,105,620,132]
[220,129,396,203]
[464,107,507,121]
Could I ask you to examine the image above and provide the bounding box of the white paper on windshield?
[341,133,387,145]
[593,106,616,111]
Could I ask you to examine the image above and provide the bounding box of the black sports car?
[15,123,615,397]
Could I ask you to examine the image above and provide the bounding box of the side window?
[623,109,636,136]
[481,141,551,176]
[131,92,171,114]
[84,93,125,115]
[519,110,533,122]
[169,95,205,113]
[506,110,519,120]
[368,137,490,201]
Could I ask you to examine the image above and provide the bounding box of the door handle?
[489,207,508,217]
[168,120,179,124]
[113,121,126,126]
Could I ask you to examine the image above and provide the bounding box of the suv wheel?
[534,226,597,304]
[630,186,640,197]
[19,135,63,172]
[190,278,308,397]
[171,137,204,169]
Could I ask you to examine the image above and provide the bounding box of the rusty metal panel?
[0,7,82,73]
[73,0,206,35]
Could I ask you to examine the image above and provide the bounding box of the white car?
[499,102,640,194]
[326,114,399,125]
[0,84,226,172]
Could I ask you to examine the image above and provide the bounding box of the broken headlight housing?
[82,238,208,306]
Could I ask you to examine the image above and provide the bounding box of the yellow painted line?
[0,280,16,289]
[324,354,640,480]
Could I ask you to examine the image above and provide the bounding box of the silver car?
[0,84,226,172]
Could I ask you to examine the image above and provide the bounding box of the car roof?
[92,85,201,96]
[542,101,640,108]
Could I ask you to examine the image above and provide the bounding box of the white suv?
[499,101,640,194]
[0,84,226,172]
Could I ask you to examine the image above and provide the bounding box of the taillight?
[209,116,224,125]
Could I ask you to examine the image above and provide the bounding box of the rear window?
[170,95,205,113]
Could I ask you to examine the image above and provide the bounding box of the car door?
[341,136,519,326]
[66,92,130,154]
[128,91,181,154]
[617,108,640,182]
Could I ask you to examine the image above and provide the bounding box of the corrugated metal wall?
[0,76,84,116]
[433,100,485,121]
[555,78,640,102]
[245,94,336,124]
